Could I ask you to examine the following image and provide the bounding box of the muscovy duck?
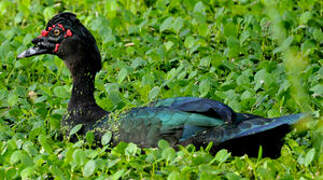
[17,12,305,158]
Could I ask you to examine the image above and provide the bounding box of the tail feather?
[188,113,305,146]
[187,113,306,158]
[231,113,305,140]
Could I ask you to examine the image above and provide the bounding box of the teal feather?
[112,105,305,151]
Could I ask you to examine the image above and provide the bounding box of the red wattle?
[41,30,48,37]
[54,43,60,53]
[58,24,65,31]
[48,27,53,31]
[66,29,72,37]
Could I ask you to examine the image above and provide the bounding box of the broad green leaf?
[172,17,183,33]
[299,11,312,24]
[43,7,55,21]
[193,1,206,13]
[214,149,230,165]
[50,166,66,180]
[111,169,125,180]
[199,56,211,67]
[254,69,268,91]
[223,22,237,38]
[164,41,174,51]
[304,148,315,167]
[149,86,160,100]
[38,134,53,154]
[8,93,18,106]
[273,36,293,54]
[105,0,118,18]
[20,167,34,179]
[73,149,86,166]
[199,79,210,97]
[184,36,195,49]
[69,124,83,136]
[83,160,96,177]
[158,140,169,149]
[53,86,69,98]
[162,147,176,162]
[198,23,209,37]
[10,150,22,164]
[101,131,112,145]
[160,17,174,32]
[125,143,139,156]
[85,131,95,145]
[117,68,128,83]
[167,171,181,180]
[310,84,323,97]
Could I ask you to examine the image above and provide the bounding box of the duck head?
[17,12,101,74]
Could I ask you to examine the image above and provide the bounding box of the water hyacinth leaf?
[112,169,125,180]
[73,149,86,166]
[43,7,55,21]
[101,131,112,145]
[224,22,237,38]
[310,84,323,97]
[8,93,18,106]
[85,131,95,145]
[149,86,160,100]
[50,166,66,180]
[20,167,34,179]
[273,36,293,54]
[162,147,176,162]
[225,172,241,180]
[193,1,206,14]
[69,124,83,137]
[199,56,211,67]
[158,139,170,149]
[172,17,184,33]
[184,36,195,49]
[125,143,139,156]
[22,141,38,157]
[304,148,315,167]
[199,79,210,97]
[38,134,53,154]
[299,11,312,24]
[167,171,181,180]
[312,28,323,42]
[254,69,268,91]
[164,41,174,51]
[53,86,69,98]
[198,23,209,37]
[83,160,96,177]
[160,17,174,32]
[10,150,22,165]
[214,149,230,165]
[117,68,128,83]
[105,0,118,19]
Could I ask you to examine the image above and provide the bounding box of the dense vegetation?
[0,0,322,179]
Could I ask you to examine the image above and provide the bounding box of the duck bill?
[17,46,50,59]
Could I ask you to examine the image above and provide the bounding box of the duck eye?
[53,29,60,36]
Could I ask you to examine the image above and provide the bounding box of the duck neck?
[64,67,108,126]
[69,71,97,110]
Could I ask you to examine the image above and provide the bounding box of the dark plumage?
[18,12,305,158]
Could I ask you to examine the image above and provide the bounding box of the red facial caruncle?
[65,29,73,38]
[54,43,60,53]
[58,24,65,31]
[41,30,48,37]
[39,23,73,53]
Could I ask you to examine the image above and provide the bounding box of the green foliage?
[0,0,322,179]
